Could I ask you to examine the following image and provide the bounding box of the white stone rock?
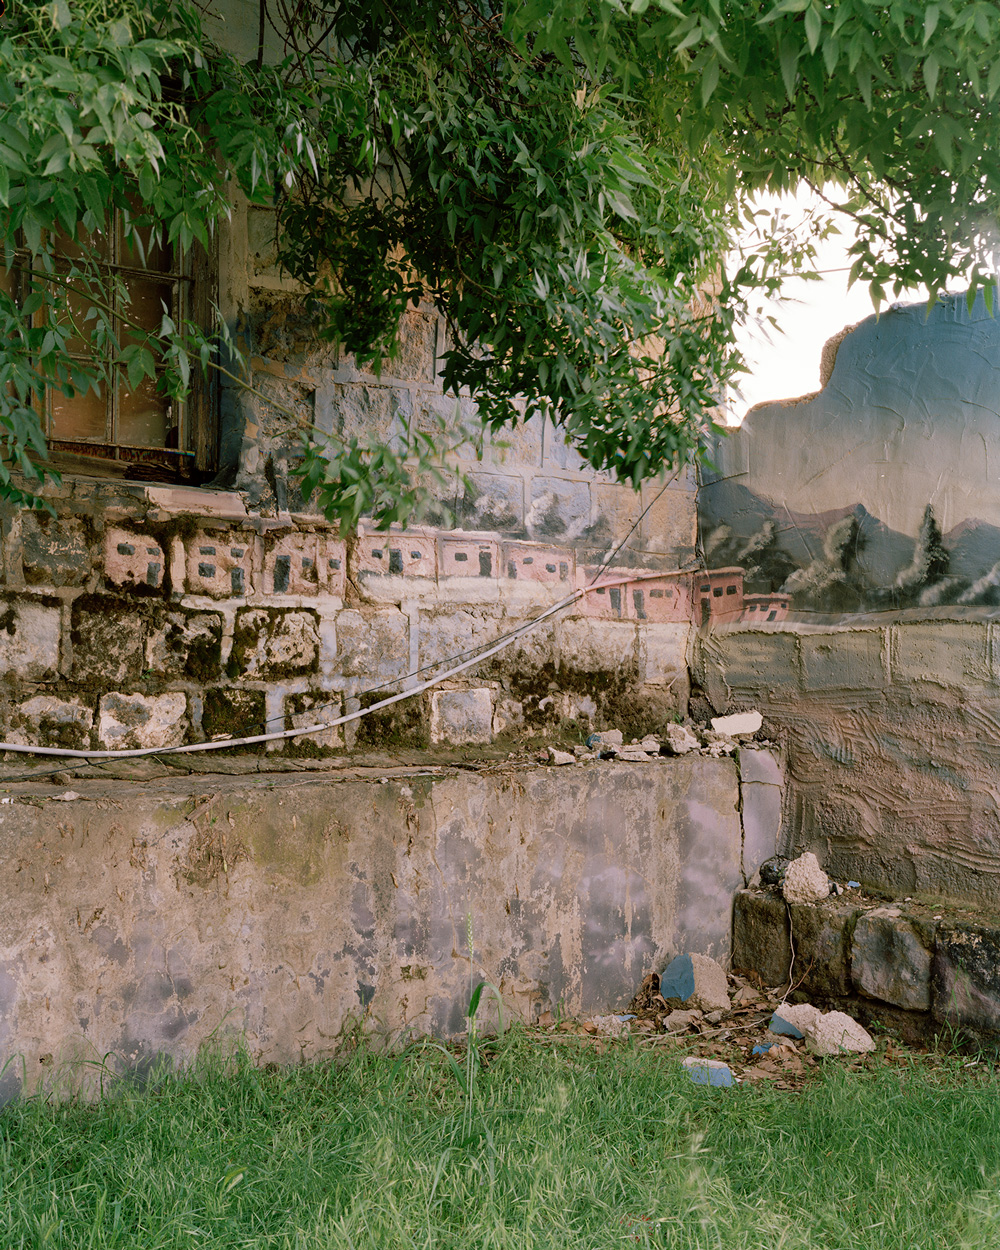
[782,852,830,904]
[772,1003,823,1036]
[711,710,763,737]
[618,748,651,762]
[639,736,660,754]
[547,748,575,766]
[589,729,623,747]
[663,723,700,755]
[689,953,731,1013]
[806,1011,875,1056]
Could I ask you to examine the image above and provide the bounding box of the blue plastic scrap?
[683,1058,733,1088]
[847,881,861,889]
[660,953,695,1002]
[769,1012,805,1039]
[751,1043,774,1056]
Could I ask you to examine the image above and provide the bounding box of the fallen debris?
[710,710,763,737]
[782,851,830,904]
[807,1011,875,1056]
[661,952,731,1014]
[547,748,575,766]
[662,723,700,755]
[758,855,790,887]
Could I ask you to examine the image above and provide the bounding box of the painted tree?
[4,0,1000,526]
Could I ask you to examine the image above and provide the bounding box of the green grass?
[2,1031,1000,1248]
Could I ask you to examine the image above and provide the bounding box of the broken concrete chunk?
[617,748,652,762]
[770,1003,822,1038]
[806,1011,875,1056]
[660,952,731,1014]
[639,735,660,754]
[711,710,763,737]
[586,730,623,748]
[662,723,700,755]
[782,852,830,905]
[682,1056,733,1087]
[547,747,575,765]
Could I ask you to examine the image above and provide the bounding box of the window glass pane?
[123,276,172,343]
[119,221,169,272]
[61,285,99,355]
[0,265,14,298]
[51,382,107,441]
[119,373,171,447]
[53,225,111,262]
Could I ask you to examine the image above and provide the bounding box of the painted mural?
[699,290,1000,619]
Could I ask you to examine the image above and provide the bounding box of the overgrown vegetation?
[3,1028,1000,1248]
[4,0,1000,524]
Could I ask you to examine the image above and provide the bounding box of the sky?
[727,189,886,422]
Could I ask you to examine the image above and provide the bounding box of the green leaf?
[804,5,822,55]
[923,5,940,46]
[923,54,940,99]
[701,56,720,105]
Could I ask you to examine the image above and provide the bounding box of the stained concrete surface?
[0,757,741,1095]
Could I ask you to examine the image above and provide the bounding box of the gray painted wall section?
[0,758,742,1095]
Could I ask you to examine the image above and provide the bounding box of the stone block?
[587,482,642,553]
[184,531,256,599]
[893,621,989,688]
[526,478,591,542]
[9,695,93,749]
[851,910,931,1010]
[439,536,500,580]
[557,619,637,674]
[201,688,266,739]
[640,623,690,688]
[417,609,505,672]
[354,533,436,581]
[458,473,524,532]
[21,513,91,587]
[98,692,188,750]
[145,610,222,681]
[787,900,858,997]
[801,630,886,691]
[932,923,1000,1032]
[264,533,346,597]
[0,596,61,680]
[332,382,412,443]
[104,527,165,592]
[483,412,543,468]
[429,689,494,745]
[285,692,343,751]
[230,609,320,678]
[732,890,791,987]
[71,597,142,684]
[541,420,588,472]
[336,609,409,681]
[638,475,697,557]
[702,631,800,701]
[502,541,574,585]
[742,781,782,883]
[740,748,783,787]
[660,952,729,1012]
[393,308,438,381]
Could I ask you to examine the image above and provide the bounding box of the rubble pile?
[542,710,768,766]
[536,950,882,1090]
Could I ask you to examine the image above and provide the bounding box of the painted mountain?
[699,291,1000,619]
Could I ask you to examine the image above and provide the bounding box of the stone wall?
[0,193,700,754]
[0,755,747,1095]
[696,620,1000,908]
[734,886,1000,1046]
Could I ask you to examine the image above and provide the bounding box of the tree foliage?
[2,0,1000,524]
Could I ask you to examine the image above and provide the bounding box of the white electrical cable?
[0,569,683,761]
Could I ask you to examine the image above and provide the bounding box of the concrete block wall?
[0,757,742,1094]
[697,620,1000,909]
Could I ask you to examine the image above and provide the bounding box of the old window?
[13,212,217,482]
